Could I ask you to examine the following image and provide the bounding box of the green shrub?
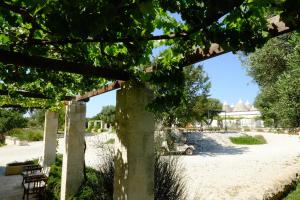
[0,133,5,146]
[6,128,43,141]
[230,135,267,145]
[46,155,63,200]
[46,154,185,200]
[154,156,186,200]
[0,109,28,133]
[104,139,115,144]
[86,128,92,133]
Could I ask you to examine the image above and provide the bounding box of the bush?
[46,154,185,200]
[0,133,5,146]
[46,155,63,200]
[154,156,186,200]
[104,139,115,144]
[230,135,267,145]
[0,109,28,133]
[6,128,43,141]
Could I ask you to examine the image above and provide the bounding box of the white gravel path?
[1,132,300,200]
[0,132,116,174]
[180,132,300,200]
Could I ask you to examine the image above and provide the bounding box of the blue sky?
[86,52,259,118]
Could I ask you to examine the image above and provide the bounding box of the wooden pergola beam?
[0,81,123,103]
[182,15,296,66]
[0,49,131,80]
[0,90,75,101]
[0,104,46,109]
[75,80,124,101]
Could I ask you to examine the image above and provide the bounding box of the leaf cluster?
[246,33,300,128]
[0,0,298,109]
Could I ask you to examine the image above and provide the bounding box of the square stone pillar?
[114,83,155,200]
[60,101,86,200]
[42,111,58,167]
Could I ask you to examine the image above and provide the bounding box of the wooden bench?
[22,174,47,200]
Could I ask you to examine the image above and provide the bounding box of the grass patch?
[6,128,43,141]
[229,135,267,145]
[104,139,115,144]
[284,180,300,200]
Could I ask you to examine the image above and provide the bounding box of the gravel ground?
[180,132,300,200]
[0,132,115,174]
[1,132,300,200]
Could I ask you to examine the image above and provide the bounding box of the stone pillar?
[113,83,155,200]
[100,120,104,129]
[60,101,86,200]
[42,111,58,167]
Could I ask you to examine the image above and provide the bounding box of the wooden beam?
[75,80,124,101]
[0,104,46,109]
[0,49,131,80]
[181,15,297,66]
[0,90,75,100]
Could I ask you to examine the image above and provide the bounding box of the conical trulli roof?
[233,99,248,112]
[222,101,232,112]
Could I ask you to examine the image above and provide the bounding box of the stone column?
[113,83,155,200]
[60,101,86,200]
[42,111,58,167]
[100,120,104,129]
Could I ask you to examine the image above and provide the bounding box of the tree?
[94,105,116,128]
[192,97,222,126]
[0,108,27,133]
[151,65,210,127]
[245,33,300,128]
[28,108,66,129]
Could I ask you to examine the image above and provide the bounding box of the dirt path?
[180,132,300,200]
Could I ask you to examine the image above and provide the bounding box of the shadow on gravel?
[193,138,249,156]
[0,166,5,176]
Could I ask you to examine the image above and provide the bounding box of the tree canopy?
[93,105,116,128]
[245,33,300,128]
[152,64,210,126]
[192,97,222,126]
[0,0,299,109]
[0,108,27,133]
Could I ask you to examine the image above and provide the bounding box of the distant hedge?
[6,128,43,141]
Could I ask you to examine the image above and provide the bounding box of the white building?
[211,100,264,129]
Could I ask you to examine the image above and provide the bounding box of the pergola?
[0,1,299,200]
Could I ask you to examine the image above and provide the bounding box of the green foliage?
[192,97,222,125]
[0,108,27,133]
[0,0,297,109]
[94,106,115,127]
[28,108,65,129]
[46,155,63,200]
[284,180,300,200]
[151,65,210,127]
[246,33,300,128]
[6,128,43,141]
[0,135,5,146]
[154,156,186,200]
[104,139,115,145]
[230,135,267,145]
[47,153,185,200]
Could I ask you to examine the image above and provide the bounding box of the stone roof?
[233,99,249,112]
[222,101,232,112]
